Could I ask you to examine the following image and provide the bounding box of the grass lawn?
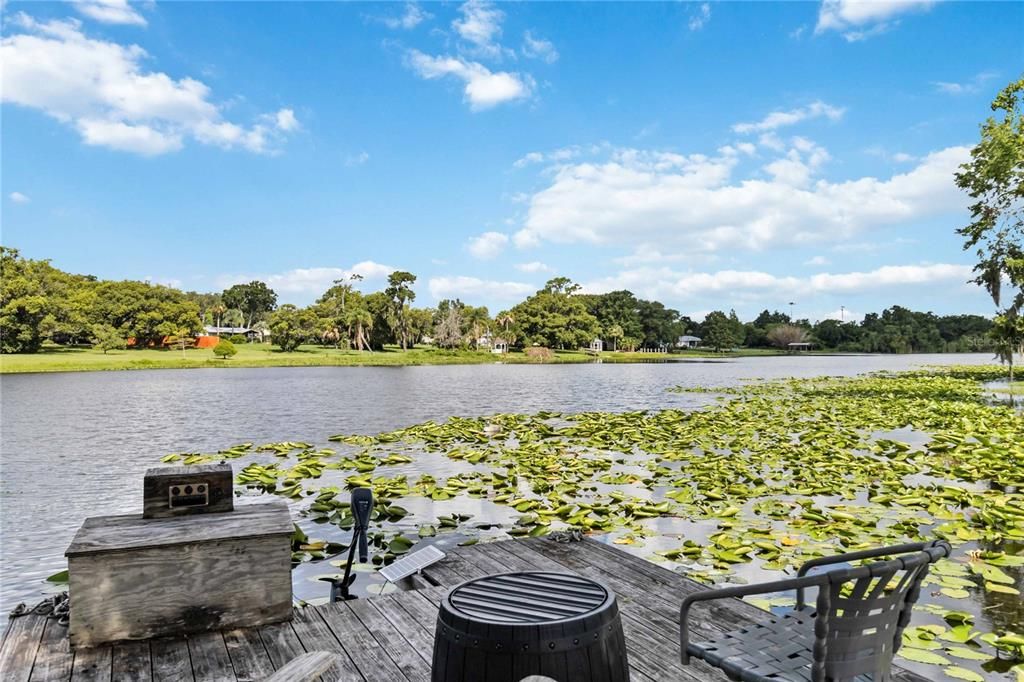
[0,343,764,374]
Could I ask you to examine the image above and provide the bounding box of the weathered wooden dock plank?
[255,619,305,671]
[27,617,75,682]
[346,597,432,680]
[0,536,932,681]
[0,611,47,682]
[68,644,111,682]
[110,640,152,682]
[149,636,191,682]
[287,605,361,682]
[221,628,274,682]
[186,631,235,682]
[316,601,412,682]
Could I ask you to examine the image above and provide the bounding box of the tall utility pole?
[840,305,846,322]
[788,301,795,322]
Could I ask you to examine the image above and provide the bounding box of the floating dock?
[0,537,928,681]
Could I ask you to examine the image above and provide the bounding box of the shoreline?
[0,345,761,374]
[0,344,988,375]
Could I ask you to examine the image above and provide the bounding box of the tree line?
[0,246,995,355]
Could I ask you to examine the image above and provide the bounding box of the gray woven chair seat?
[679,540,951,682]
[687,610,869,682]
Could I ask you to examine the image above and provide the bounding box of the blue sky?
[2,0,1022,322]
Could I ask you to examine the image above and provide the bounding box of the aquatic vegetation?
[161,364,1023,679]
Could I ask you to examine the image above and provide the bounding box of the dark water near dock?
[0,354,998,617]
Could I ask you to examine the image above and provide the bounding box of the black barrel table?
[432,571,630,682]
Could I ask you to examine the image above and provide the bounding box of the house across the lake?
[203,326,269,343]
[589,338,604,353]
[788,342,813,352]
[677,335,702,349]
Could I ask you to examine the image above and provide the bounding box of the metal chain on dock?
[8,591,69,626]
[549,529,584,543]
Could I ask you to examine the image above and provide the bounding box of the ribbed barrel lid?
[448,572,609,624]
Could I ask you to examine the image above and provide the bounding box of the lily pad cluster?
[161,364,1023,680]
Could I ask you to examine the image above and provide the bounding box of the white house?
[203,326,269,342]
[490,338,509,354]
[589,338,604,352]
[677,335,702,349]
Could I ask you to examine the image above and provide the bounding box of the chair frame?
[679,540,951,682]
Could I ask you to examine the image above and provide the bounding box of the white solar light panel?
[378,545,446,583]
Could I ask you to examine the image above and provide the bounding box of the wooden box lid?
[66,500,293,558]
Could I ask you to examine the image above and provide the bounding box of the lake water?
[0,353,999,617]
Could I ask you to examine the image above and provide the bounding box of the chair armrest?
[679,573,825,665]
[796,541,939,578]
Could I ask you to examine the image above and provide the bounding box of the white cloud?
[379,3,430,30]
[428,275,535,301]
[815,0,936,41]
[522,31,559,63]
[216,262,397,300]
[865,146,917,163]
[515,261,553,273]
[513,142,971,255]
[512,145,597,169]
[0,15,299,156]
[452,0,508,59]
[274,108,300,132]
[733,100,845,134]
[804,255,830,266]
[8,191,31,204]
[581,263,972,303]
[344,151,370,167]
[406,50,533,110]
[933,72,998,95]
[466,231,509,260]
[688,3,711,31]
[74,0,147,27]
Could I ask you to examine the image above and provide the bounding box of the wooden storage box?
[65,500,293,648]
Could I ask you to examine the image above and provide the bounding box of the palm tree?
[347,309,374,352]
[496,312,515,351]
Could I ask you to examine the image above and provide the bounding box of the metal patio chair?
[679,539,951,682]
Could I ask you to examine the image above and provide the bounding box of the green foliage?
[510,278,599,349]
[91,323,126,354]
[385,271,417,350]
[702,310,743,351]
[227,334,248,345]
[213,338,238,359]
[90,279,201,346]
[269,304,317,352]
[222,281,277,329]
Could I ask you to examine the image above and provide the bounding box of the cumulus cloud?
[406,50,533,110]
[0,15,299,155]
[428,275,535,301]
[73,0,147,26]
[8,191,31,203]
[513,142,970,256]
[933,71,998,95]
[815,0,936,41]
[804,255,831,266]
[581,263,973,303]
[466,231,509,259]
[216,262,397,301]
[522,30,559,63]
[515,261,553,273]
[688,3,711,31]
[733,101,845,134]
[452,0,509,59]
[377,3,430,30]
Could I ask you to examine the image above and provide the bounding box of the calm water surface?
[0,354,998,617]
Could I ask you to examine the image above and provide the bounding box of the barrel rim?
[441,571,616,626]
